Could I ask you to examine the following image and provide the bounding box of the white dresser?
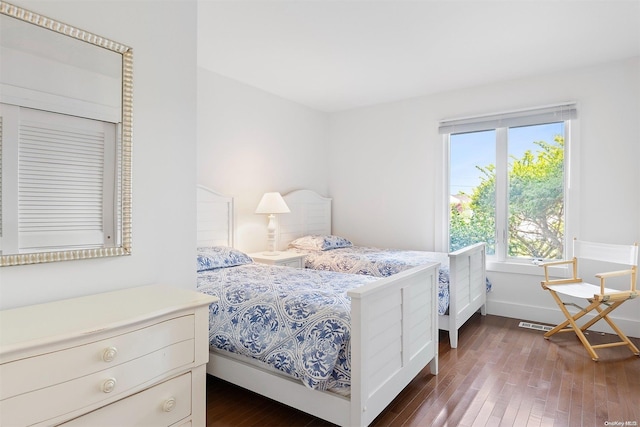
[0,285,217,427]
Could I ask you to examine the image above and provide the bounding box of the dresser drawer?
[0,315,194,400]
[59,372,192,427]
[0,339,195,426]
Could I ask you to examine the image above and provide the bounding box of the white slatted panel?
[367,294,403,389]
[279,190,331,250]
[196,186,234,247]
[469,249,485,299]
[406,278,433,358]
[447,243,487,333]
[453,256,471,309]
[349,264,438,426]
[17,109,109,250]
[358,270,435,398]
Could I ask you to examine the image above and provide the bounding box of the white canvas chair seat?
[545,283,620,299]
[540,239,639,361]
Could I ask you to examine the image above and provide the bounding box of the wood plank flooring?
[206,314,640,427]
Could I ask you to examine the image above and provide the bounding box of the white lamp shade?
[255,192,290,214]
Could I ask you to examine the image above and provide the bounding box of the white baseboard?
[486,299,639,339]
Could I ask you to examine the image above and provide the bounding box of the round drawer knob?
[102,378,117,393]
[102,347,118,362]
[163,397,176,412]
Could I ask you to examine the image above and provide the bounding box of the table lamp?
[255,192,290,255]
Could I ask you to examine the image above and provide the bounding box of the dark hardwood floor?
[206,314,640,427]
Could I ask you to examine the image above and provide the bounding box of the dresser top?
[0,285,216,360]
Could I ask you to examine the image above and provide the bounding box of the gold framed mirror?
[0,1,132,266]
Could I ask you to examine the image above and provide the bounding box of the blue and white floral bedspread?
[288,246,491,316]
[197,263,377,393]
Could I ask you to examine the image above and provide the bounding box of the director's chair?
[540,238,639,361]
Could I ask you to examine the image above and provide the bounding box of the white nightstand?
[249,251,306,268]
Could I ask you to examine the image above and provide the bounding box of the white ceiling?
[198,1,640,112]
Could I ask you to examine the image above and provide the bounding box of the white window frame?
[439,103,580,276]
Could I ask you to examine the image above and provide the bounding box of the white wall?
[328,57,640,336]
[328,100,439,250]
[197,69,329,253]
[0,1,199,309]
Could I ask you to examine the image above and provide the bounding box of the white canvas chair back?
[573,239,639,266]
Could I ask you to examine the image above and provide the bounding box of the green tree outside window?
[450,136,564,260]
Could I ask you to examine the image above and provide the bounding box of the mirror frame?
[0,1,133,266]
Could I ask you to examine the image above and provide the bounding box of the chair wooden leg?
[593,304,640,356]
[544,317,571,337]
[544,291,640,359]
[544,296,591,337]
[578,300,619,331]
[544,292,596,337]
[545,290,600,360]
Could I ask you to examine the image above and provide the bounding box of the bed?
[196,185,439,427]
[278,189,490,349]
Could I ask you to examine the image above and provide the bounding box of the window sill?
[487,260,569,277]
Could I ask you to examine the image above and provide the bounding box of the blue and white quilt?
[197,262,377,393]
[287,246,492,316]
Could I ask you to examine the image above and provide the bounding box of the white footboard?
[206,262,439,427]
[348,262,439,426]
[440,243,487,348]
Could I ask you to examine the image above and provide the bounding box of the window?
[441,103,577,267]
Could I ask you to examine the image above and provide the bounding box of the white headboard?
[277,190,332,250]
[196,185,234,247]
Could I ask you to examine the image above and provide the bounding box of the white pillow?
[288,235,353,251]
